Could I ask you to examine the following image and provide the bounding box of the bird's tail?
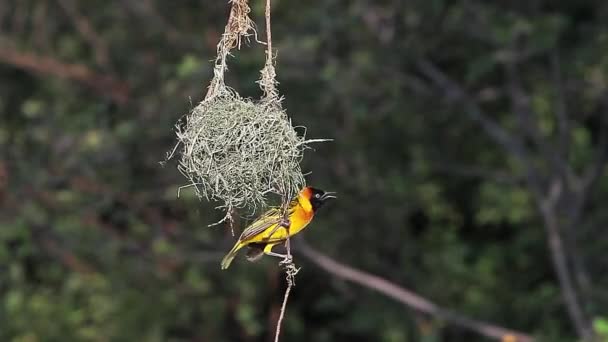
[220,242,242,270]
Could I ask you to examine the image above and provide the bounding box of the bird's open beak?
[321,192,337,200]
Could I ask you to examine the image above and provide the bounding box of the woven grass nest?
[170,0,324,225]
[175,90,310,221]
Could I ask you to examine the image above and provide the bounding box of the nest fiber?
[176,92,306,215]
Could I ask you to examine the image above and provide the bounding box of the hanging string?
[206,0,255,99]
[259,0,280,104]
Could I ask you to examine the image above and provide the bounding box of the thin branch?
[265,0,273,61]
[0,46,129,104]
[560,97,608,327]
[557,125,607,320]
[297,241,534,342]
[273,148,298,342]
[537,185,593,340]
[505,59,593,326]
[418,58,593,338]
[504,54,596,338]
[274,278,292,342]
[56,0,111,67]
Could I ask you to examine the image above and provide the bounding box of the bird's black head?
[306,187,336,212]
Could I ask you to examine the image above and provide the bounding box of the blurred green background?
[1,1,608,341]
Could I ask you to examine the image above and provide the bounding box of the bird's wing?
[238,206,295,242]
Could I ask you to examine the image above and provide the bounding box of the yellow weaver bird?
[220,187,335,269]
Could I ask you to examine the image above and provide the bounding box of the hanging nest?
[169,0,323,226]
[175,90,307,216]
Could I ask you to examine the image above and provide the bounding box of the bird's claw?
[279,217,291,228]
[279,254,293,266]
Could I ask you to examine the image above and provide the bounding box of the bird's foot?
[279,254,293,266]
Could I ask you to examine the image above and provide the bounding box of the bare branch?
[417,58,593,339]
[562,98,608,314]
[274,276,292,342]
[537,187,593,340]
[0,46,129,104]
[298,241,534,342]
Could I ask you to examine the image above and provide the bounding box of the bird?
[220,186,335,269]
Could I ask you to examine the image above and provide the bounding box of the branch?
[537,189,593,340]
[297,241,534,342]
[0,47,129,104]
[417,58,593,338]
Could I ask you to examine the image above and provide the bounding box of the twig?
[274,279,291,342]
[273,208,298,342]
[259,0,279,103]
[205,0,254,99]
[418,57,593,339]
[503,57,592,339]
[537,186,592,340]
[264,0,273,62]
[274,262,299,342]
[298,241,534,342]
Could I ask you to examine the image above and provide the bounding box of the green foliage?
[1,0,608,341]
[594,317,608,341]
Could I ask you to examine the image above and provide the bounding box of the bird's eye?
[315,193,321,198]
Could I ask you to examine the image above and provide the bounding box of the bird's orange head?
[299,186,336,212]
